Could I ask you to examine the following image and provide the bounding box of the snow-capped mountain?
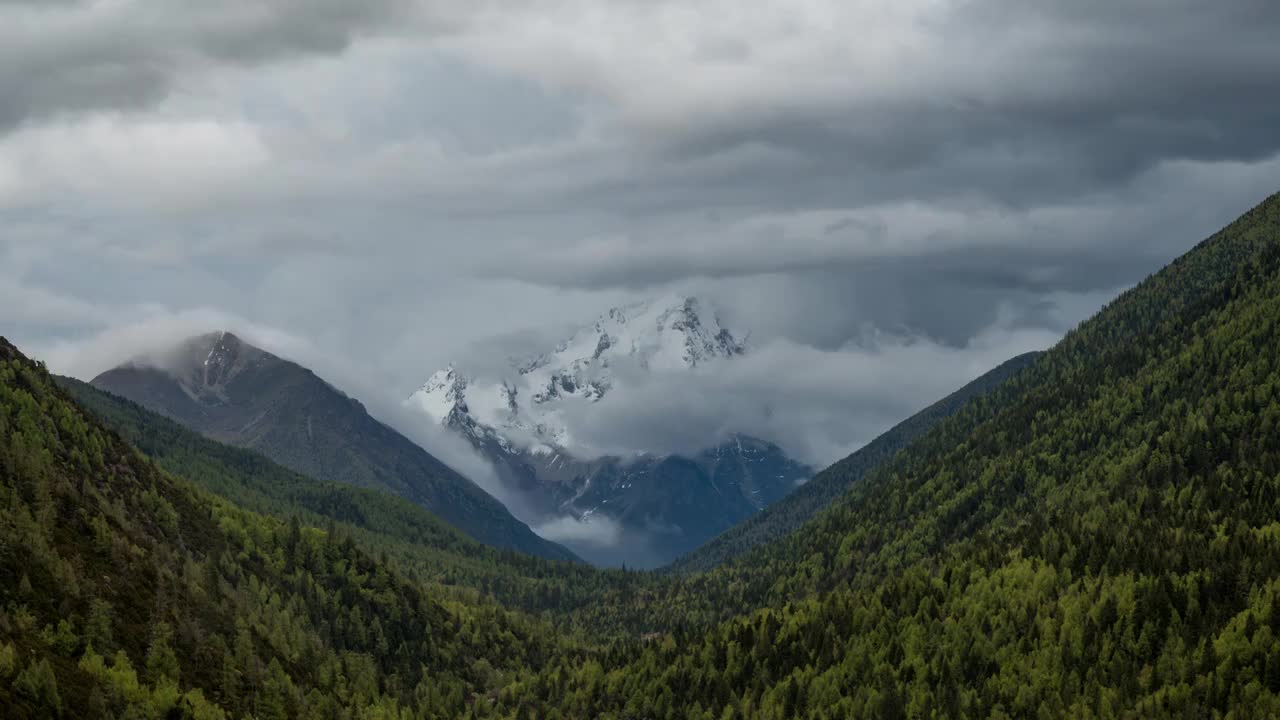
[406,295,810,568]
[409,295,747,455]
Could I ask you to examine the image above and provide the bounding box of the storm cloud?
[3,0,1280,533]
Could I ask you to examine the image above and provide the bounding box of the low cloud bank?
[556,323,1057,468]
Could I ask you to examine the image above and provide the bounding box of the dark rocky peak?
[0,336,21,361]
[202,331,243,386]
[147,330,275,403]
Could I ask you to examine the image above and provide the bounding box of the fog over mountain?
[405,294,819,566]
[4,0,1279,508]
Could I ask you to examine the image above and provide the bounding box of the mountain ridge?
[90,331,577,562]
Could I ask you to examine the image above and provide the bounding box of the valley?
[3,191,1280,717]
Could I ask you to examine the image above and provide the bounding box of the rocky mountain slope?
[91,331,576,561]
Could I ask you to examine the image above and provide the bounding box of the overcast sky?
[4,0,1280,468]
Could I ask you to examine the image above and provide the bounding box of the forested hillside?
[493,192,1280,717]
[56,376,649,631]
[671,351,1041,574]
[0,339,578,719]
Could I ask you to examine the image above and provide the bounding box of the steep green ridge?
[90,332,575,562]
[670,351,1041,573]
[494,193,1280,717]
[721,192,1280,606]
[0,338,570,718]
[57,376,642,628]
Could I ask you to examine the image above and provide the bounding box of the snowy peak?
[555,295,745,372]
[412,365,469,423]
[514,295,744,403]
[515,295,746,413]
[408,295,748,454]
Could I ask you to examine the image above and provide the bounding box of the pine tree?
[146,621,181,685]
[14,657,62,716]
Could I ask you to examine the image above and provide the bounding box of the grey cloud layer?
[0,0,441,131]
[557,327,1058,466]
[444,1,1280,188]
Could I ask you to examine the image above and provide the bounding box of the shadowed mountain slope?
[91,331,575,561]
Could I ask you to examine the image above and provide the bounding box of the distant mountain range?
[91,331,576,562]
[408,295,812,566]
[82,299,1040,571]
